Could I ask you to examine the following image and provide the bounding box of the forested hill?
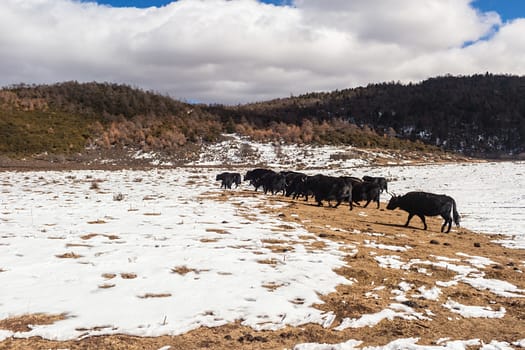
[1,75,524,160]
[0,82,222,156]
[208,74,525,157]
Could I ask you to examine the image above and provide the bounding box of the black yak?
[386,191,460,233]
[352,181,381,208]
[260,172,287,195]
[362,176,388,193]
[244,168,275,191]
[305,174,353,210]
[215,172,241,189]
[285,173,308,199]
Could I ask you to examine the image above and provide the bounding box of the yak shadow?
[373,221,435,232]
[296,200,346,209]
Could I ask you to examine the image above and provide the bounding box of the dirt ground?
[1,189,525,350]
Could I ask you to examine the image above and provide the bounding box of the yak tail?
[452,199,460,226]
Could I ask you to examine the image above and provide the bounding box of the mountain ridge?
[1,74,524,163]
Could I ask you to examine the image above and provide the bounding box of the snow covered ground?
[0,169,348,341]
[192,135,524,242]
[347,161,525,247]
[0,156,524,349]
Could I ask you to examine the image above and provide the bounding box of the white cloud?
[294,0,500,49]
[0,0,522,104]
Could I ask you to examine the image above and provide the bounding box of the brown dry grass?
[2,190,525,349]
[138,293,172,299]
[170,265,208,275]
[87,219,106,224]
[55,252,83,259]
[205,228,230,234]
[80,233,99,240]
[65,243,93,248]
[200,237,220,243]
[81,233,120,240]
[0,314,68,333]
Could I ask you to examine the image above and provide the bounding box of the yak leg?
[417,214,427,230]
[363,199,371,208]
[404,213,414,227]
[446,219,452,233]
[441,215,452,233]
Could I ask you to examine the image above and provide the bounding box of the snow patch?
[443,300,505,318]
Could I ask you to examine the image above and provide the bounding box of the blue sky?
[474,0,525,22]
[87,0,525,22]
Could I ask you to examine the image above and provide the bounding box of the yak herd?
[216,168,460,233]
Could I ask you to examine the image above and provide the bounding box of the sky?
[1,0,525,104]
[89,0,525,23]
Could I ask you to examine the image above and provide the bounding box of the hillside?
[1,75,524,164]
[209,74,525,158]
[0,82,221,160]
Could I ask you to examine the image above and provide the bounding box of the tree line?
[209,73,525,157]
[1,74,524,158]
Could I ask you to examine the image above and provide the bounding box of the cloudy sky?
[1,0,524,104]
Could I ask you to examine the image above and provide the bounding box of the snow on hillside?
[190,134,401,168]
[107,133,461,169]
